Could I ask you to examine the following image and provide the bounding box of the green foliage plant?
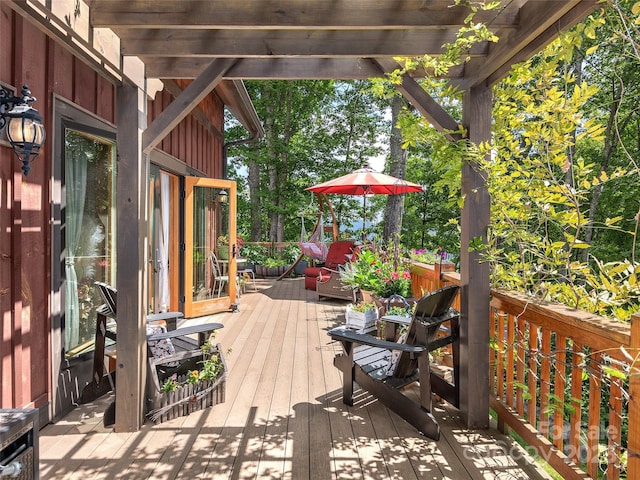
[241,244,268,264]
[381,13,640,322]
[340,241,412,298]
[351,302,376,313]
[483,30,639,321]
[282,244,301,264]
[263,257,288,268]
[160,339,226,392]
[409,248,442,264]
[386,305,412,317]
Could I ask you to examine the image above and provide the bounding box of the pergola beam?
[144,57,466,81]
[484,0,601,87]
[119,29,489,58]
[373,58,462,141]
[89,0,521,29]
[143,58,236,154]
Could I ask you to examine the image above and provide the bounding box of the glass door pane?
[184,177,237,317]
[63,129,116,357]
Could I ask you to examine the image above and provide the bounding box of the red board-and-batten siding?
[0,6,225,411]
[152,82,224,178]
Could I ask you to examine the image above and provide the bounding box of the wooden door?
[184,177,237,317]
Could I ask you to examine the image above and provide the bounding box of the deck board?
[39,277,552,480]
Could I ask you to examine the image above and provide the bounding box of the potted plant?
[147,339,228,423]
[339,243,413,304]
[339,248,384,301]
[217,234,229,260]
[263,256,287,276]
[345,301,378,332]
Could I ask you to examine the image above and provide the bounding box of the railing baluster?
[587,352,602,479]
[490,306,497,393]
[568,340,583,465]
[506,312,515,408]
[527,324,539,427]
[553,334,566,452]
[608,376,622,480]
[540,329,552,438]
[629,315,640,478]
[497,311,506,402]
[515,315,525,416]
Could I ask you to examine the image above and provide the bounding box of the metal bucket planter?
[146,344,227,423]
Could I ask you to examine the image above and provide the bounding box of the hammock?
[300,212,328,261]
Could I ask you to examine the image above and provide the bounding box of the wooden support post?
[628,314,640,478]
[115,82,148,432]
[459,84,491,429]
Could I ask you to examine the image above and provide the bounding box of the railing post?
[435,261,455,289]
[628,314,640,477]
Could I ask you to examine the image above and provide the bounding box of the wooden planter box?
[256,264,291,277]
[146,344,227,423]
[345,306,378,332]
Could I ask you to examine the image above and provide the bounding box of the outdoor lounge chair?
[328,285,460,440]
[304,240,355,299]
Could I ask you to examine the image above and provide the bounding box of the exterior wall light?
[0,84,46,176]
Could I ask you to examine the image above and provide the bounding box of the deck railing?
[241,241,296,256]
[409,260,639,480]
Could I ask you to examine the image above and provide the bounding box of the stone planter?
[345,305,378,332]
[146,345,227,423]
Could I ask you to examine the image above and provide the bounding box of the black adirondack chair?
[328,285,460,440]
[81,282,223,425]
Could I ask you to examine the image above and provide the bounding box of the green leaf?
[601,366,627,380]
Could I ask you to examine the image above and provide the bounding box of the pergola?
[73,0,601,432]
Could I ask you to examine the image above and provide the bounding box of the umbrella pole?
[362,194,366,243]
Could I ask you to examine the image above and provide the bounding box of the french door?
[184,177,238,317]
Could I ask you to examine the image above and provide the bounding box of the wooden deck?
[40,278,552,479]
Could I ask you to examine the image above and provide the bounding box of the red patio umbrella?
[306,167,423,239]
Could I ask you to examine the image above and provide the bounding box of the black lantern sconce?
[0,84,46,176]
[217,189,228,204]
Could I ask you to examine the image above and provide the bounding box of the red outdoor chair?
[303,240,354,293]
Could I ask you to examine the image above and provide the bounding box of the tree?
[381,6,639,321]
[228,81,388,242]
[382,95,408,243]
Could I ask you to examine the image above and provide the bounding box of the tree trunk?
[248,160,261,241]
[383,96,407,243]
[582,77,624,262]
[264,83,280,243]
